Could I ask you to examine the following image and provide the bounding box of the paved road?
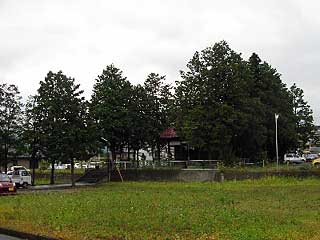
[17,182,95,194]
[0,235,23,240]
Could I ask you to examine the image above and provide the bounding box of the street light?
[275,113,279,168]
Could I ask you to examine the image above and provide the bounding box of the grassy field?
[0,178,319,240]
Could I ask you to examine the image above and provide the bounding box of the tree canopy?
[175,41,310,163]
[0,41,316,170]
[35,71,87,185]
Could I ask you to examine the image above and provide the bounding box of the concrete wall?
[111,169,216,182]
[111,169,320,182]
[215,170,320,181]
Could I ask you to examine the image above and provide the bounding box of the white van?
[9,165,29,172]
[7,170,32,188]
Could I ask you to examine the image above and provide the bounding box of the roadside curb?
[0,227,59,240]
[19,183,96,192]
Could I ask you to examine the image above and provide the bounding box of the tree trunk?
[157,142,161,165]
[50,160,55,184]
[136,149,139,168]
[31,159,36,186]
[4,143,8,174]
[30,152,36,186]
[71,157,75,187]
[134,149,138,180]
[109,147,116,182]
[127,144,131,161]
[151,146,155,168]
[133,149,137,178]
[120,147,123,161]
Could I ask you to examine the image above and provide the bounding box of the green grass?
[1,178,320,240]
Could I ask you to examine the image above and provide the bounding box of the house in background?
[0,154,32,172]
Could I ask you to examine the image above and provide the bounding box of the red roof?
[160,128,178,139]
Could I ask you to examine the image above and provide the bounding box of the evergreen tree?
[0,84,23,172]
[36,71,86,185]
[90,65,132,161]
[176,42,299,164]
[127,84,148,163]
[248,53,297,159]
[289,83,315,149]
[22,96,41,185]
[144,73,173,161]
[176,41,252,163]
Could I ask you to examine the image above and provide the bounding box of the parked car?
[8,170,31,188]
[304,153,319,162]
[0,173,17,194]
[284,153,305,164]
[312,158,320,168]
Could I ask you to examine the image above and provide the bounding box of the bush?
[39,160,50,170]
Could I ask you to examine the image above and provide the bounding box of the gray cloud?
[1,0,320,122]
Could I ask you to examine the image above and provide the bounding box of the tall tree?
[144,73,173,161]
[176,42,300,164]
[36,71,86,186]
[127,84,148,163]
[289,83,315,149]
[90,65,132,163]
[0,84,23,173]
[248,53,297,159]
[176,41,251,163]
[22,96,41,185]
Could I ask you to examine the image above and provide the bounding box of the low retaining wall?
[216,170,320,181]
[35,173,83,181]
[111,169,320,182]
[111,169,216,182]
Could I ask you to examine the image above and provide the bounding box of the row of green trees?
[0,67,173,185]
[0,41,315,184]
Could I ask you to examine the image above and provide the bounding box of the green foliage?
[128,84,149,151]
[289,83,315,149]
[0,41,316,170]
[0,84,23,171]
[90,66,174,161]
[35,71,87,184]
[143,73,173,159]
[248,53,297,160]
[38,160,50,170]
[175,41,302,164]
[90,64,133,158]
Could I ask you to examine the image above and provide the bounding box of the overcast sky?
[1,0,320,123]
